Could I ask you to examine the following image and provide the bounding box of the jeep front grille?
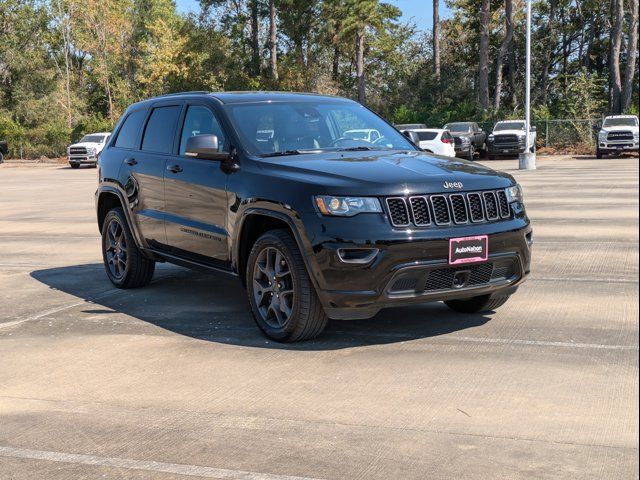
[386,189,512,228]
[385,198,410,227]
[409,197,431,225]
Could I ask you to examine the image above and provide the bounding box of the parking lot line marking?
[0,289,121,330]
[448,336,639,351]
[330,330,638,351]
[0,446,324,480]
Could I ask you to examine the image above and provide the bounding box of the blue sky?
[174,0,451,31]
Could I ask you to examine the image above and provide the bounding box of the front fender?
[232,201,327,294]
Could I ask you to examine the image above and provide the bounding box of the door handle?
[124,158,137,166]
[167,164,183,173]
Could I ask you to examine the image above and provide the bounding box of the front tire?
[246,229,328,342]
[596,148,603,159]
[101,208,155,288]
[467,145,475,161]
[445,293,511,314]
[70,163,79,169]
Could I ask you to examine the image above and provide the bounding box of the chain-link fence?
[477,119,599,152]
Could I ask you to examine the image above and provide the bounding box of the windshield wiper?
[335,146,378,151]
[259,149,323,158]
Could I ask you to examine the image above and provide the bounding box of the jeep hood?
[258,150,514,196]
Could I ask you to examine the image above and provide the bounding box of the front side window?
[114,110,146,149]
[179,106,227,155]
[141,105,182,154]
[225,101,415,157]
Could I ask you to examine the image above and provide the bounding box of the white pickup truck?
[67,132,111,168]
[595,115,639,159]
[486,120,536,159]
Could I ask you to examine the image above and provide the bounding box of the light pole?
[519,0,536,170]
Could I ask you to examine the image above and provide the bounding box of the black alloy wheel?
[101,207,155,288]
[252,246,295,329]
[104,218,128,280]
[246,229,328,342]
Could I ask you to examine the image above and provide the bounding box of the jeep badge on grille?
[443,181,463,189]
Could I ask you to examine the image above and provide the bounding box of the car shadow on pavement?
[30,263,491,351]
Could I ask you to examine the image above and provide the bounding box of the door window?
[179,106,227,156]
[114,109,146,149]
[141,105,182,154]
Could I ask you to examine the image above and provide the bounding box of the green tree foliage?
[0,0,637,158]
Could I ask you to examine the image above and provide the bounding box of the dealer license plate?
[449,235,489,265]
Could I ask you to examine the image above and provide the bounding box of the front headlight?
[517,134,526,141]
[488,134,494,142]
[315,196,382,217]
[505,184,523,204]
[460,136,470,144]
[598,131,607,139]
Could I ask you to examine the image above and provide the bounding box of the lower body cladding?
[306,218,532,320]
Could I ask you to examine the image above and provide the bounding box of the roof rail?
[145,91,210,101]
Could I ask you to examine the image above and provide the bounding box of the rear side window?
[141,106,181,154]
[114,110,146,149]
[417,131,438,141]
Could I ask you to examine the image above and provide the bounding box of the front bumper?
[301,211,532,320]
[487,144,527,155]
[69,155,97,165]
[598,141,639,153]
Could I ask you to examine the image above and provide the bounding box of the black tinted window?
[179,106,227,155]
[417,131,438,141]
[141,106,181,154]
[114,110,146,149]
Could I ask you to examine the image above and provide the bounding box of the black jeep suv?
[96,92,532,342]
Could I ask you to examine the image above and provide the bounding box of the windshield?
[80,134,107,143]
[603,117,638,127]
[494,122,525,131]
[225,101,415,157]
[444,123,471,133]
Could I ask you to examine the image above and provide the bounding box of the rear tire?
[445,294,511,314]
[101,208,155,288]
[246,229,328,342]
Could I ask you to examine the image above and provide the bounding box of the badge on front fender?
[449,235,489,265]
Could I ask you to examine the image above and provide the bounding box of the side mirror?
[530,125,537,132]
[591,124,600,133]
[185,134,229,161]
[402,130,420,145]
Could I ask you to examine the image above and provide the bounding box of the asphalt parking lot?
[0,155,638,479]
